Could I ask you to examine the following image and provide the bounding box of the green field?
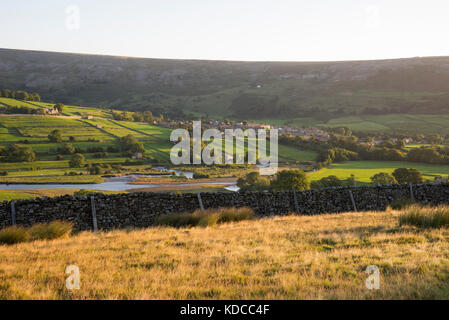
[253,114,449,134]
[308,161,449,183]
[0,102,176,166]
[0,189,120,201]
[0,98,319,184]
[3,96,449,188]
[0,99,175,183]
[277,144,317,162]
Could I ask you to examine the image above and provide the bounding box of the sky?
[1,0,449,62]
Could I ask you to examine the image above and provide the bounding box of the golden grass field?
[1,209,449,300]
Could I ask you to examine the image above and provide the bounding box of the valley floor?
[1,210,448,299]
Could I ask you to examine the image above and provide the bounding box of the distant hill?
[1,48,449,120]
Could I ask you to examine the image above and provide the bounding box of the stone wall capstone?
[1,183,449,231]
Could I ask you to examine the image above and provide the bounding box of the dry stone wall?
[1,183,449,231]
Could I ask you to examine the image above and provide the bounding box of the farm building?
[43,107,59,115]
[132,153,143,159]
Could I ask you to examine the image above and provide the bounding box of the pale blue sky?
[1,0,449,61]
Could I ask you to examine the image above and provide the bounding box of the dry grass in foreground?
[1,209,449,299]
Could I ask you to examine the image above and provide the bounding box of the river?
[0,167,240,192]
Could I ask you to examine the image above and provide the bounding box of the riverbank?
[129,177,237,185]
[0,173,239,200]
[0,189,121,201]
[0,175,105,185]
[126,184,234,193]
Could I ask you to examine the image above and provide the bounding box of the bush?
[69,153,85,168]
[217,207,254,223]
[156,207,254,228]
[390,198,416,210]
[193,172,210,179]
[156,212,203,228]
[29,221,73,240]
[399,205,449,229]
[0,221,73,245]
[74,189,92,196]
[0,226,30,245]
[271,170,310,191]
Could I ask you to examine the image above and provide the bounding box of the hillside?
[1,210,448,299]
[2,48,449,121]
[0,97,319,188]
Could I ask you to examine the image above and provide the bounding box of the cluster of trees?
[280,132,449,168]
[57,143,78,155]
[48,130,63,143]
[310,168,424,189]
[86,163,120,175]
[237,167,428,192]
[406,147,449,165]
[371,168,423,185]
[311,174,356,189]
[3,106,37,114]
[111,110,164,123]
[0,144,36,162]
[119,134,145,154]
[3,105,63,115]
[237,170,309,192]
[54,103,64,112]
[55,143,119,157]
[0,89,41,101]
[370,172,397,185]
[69,153,85,168]
[49,131,140,159]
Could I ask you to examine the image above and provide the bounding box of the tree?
[392,168,423,184]
[143,111,154,123]
[270,169,309,191]
[132,113,144,122]
[237,172,270,191]
[5,144,36,162]
[406,147,444,164]
[48,129,63,143]
[31,93,41,102]
[88,164,104,175]
[1,89,11,98]
[311,175,343,189]
[69,153,85,168]
[119,134,145,153]
[370,172,397,185]
[14,91,29,100]
[61,143,75,155]
[428,134,443,145]
[346,174,356,187]
[54,103,64,112]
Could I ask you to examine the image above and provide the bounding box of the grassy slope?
[1,210,448,299]
[4,49,449,129]
[308,161,449,183]
[0,98,317,182]
[0,100,174,183]
[254,114,449,134]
